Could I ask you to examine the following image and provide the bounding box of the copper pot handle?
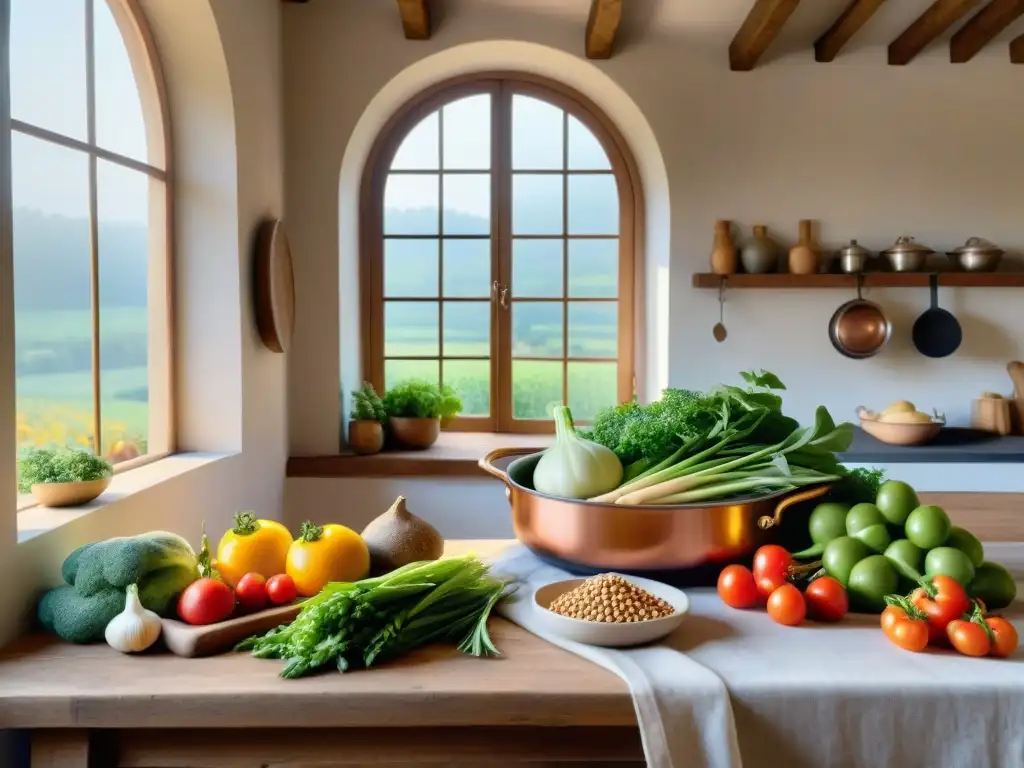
[478,447,545,482]
[757,483,833,531]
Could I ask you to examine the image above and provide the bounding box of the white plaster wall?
[283,0,1024,531]
[0,0,288,647]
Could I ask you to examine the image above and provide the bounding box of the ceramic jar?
[740,224,779,274]
[788,220,820,275]
[709,220,737,275]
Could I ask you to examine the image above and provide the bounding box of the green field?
[15,307,149,455]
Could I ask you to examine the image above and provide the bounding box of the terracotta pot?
[740,224,778,274]
[32,476,111,508]
[709,220,737,275]
[788,219,820,275]
[348,420,384,455]
[389,417,440,449]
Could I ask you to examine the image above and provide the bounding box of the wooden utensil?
[712,280,727,343]
[972,396,1012,436]
[1007,362,1024,435]
[160,602,302,657]
[254,218,296,354]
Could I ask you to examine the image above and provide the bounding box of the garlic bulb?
[533,405,623,499]
[105,583,162,653]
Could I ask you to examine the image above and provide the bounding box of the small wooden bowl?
[348,420,384,455]
[532,576,689,648]
[860,418,942,446]
[31,476,111,507]
[389,417,440,449]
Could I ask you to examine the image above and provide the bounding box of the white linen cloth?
[492,543,1024,768]
[490,544,742,768]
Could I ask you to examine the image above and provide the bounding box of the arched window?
[362,74,637,432]
[8,0,172,484]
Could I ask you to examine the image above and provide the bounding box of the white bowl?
[531,574,689,648]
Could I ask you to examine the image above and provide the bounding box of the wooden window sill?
[287,433,555,479]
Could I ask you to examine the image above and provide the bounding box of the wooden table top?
[0,540,634,730]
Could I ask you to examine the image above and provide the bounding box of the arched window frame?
[360,72,640,434]
[8,0,174,483]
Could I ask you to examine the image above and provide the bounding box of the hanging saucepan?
[912,273,962,358]
[828,275,891,359]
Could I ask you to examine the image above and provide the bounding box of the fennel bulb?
[533,406,623,499]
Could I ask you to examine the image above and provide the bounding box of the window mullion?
[493,83,512,432]
[85,0,102,456]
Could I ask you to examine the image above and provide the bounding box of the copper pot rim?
[479,448,830,511]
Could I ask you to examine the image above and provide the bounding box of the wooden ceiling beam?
[585,0,623,59]
[950,0,1024,62]
[729,0,801,72]
[814,0,887,62]
[888,0,980,65]
[396,0,431,40]
[1010,31,1024,60]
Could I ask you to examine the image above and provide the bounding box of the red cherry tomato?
[752,545,792,597]
[235,572,269,611]
[804,576,848,622]
[266,573,298,605]
[985,617,1019,658]
[177,578,235,625]
[911,576,970,647]
[766,583,806,627]
[717,565,760,609]
[947,619,990,657]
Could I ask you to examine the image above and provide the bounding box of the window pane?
[391,111,438,170]
[97,160,151,460]
[385,302,438,357]
[513,302,563,358]
[568,362,617,421]
[513,361,562,420]
[443,360,489,417]
[512,175,562,235]
[442,239,490,298]
[567,115,611,171]
[568,239,618,298]
[95,0,148,165]
[443,94,490,170]
[568,302,617,358]
[10,0,87,140]
[443,302,489,357]
[385,239,437,298]
[386,359,438,390]
[385,174,438,235]
[512,239,562,298]
[512,95,562,170]
[568,174,618,235]
[12,133,93,454]
[443,174,489,235]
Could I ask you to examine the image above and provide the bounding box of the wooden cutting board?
[160,602,302,658]
[254,218,296,354]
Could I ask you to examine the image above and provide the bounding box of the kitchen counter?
[4,540,1023,767]
[839,427,1024,464]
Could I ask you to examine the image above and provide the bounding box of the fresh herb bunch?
[834,466,887,505]
[351,382,386,423]
[383,379,463,420]
[17,448,113,493]
[237,555,508,678]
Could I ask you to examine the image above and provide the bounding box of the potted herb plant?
[349,382,386,455]
[383,379,463,449]
[18,447,114,507]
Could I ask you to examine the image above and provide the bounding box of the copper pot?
[479,448,831,573]
[828,276,891,359]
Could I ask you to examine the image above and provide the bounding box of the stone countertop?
[839,427,1024,464]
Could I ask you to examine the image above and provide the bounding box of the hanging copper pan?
[828,275,891,359]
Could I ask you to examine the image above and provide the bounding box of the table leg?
[31,730,90,768]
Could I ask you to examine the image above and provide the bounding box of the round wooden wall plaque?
[254,218,296,354]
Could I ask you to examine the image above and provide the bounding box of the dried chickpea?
[547,574,675,624]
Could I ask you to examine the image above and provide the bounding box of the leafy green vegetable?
[740,369,787,391]
[237,555,508,678]
[350,382,386,423]
[833,467,887,505]
[18,447,113,493]
[383,379,463,420]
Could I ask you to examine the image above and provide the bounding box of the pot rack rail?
[692,272,1024,288]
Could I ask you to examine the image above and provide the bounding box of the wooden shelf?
[692,272,1024,289]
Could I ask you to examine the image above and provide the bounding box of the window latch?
[492,281,510,310]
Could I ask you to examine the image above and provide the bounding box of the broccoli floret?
[38,531,199,644]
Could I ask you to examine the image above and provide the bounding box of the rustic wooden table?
[0,541,642,768]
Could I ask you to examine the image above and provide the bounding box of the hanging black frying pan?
[912,273,962,358]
